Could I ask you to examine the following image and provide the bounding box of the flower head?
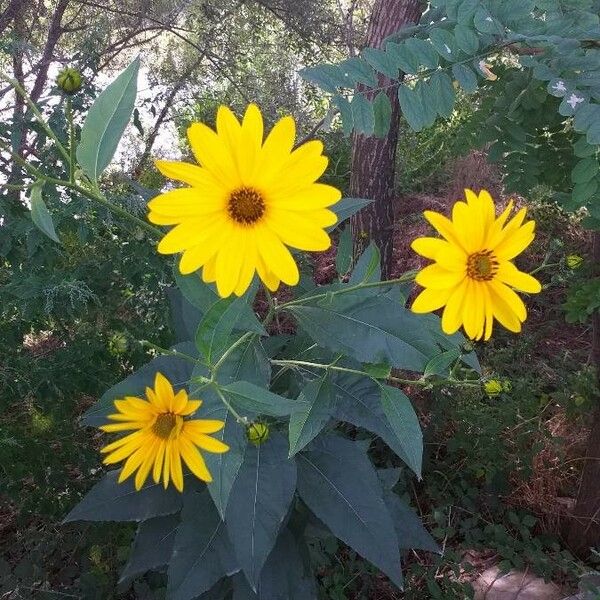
[484,379,503,397]
[148,104,342,297]
[411,189,542,341]
[99,372,228,491]
[247,422,270,446]
[56,67,82,94]
[566,254,583,269]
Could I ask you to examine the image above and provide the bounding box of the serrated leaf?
[289,377,334,456]
[220,381,308,417]
[351,93,375,135]
[454,24,479,54]
[349,242,381,285]
[330,197,373,226]
[572,158,599,184]
[379,385,422,477]
[225,434,296,590]
[398,84,425,131]
[30,183,60,243]
[77,57,140,181]
[452,63,478,93]
[335,226,353,275]
[168,488,237,600]
[64,471,182,523]
[297,435,403,589]
[120,515,178,583]
[429,71,456,118]
[333,94,354,137]
[404,38,439,69]
[372,91,392,138]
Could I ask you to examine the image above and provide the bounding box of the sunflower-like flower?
[148,104,342,297]
[99,372,228,491]
[411,189,542,341]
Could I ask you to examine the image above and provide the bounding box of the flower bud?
[56,67,82,94]
[478,60,498,81]
[247,422,269,446]
[108,332,128,355]
[483,379,503,397]
[566,254,583,269]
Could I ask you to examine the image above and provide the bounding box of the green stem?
[0,72,71,164]
[66,97,76,184]
[213,384,248,425]
[139,340,198,365]
[529,262,561,276]
[278,271,416,309]
[211,331,254,375]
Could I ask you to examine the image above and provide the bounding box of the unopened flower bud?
[483,379,503,397]
[56,67,82,94]
[566,254,583,269]
[247,422,269,446]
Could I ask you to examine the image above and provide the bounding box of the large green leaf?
[331,372,420,472]
[379,385,422,477]
[452,63,478,93]
[64,471,182,522]
[297,435,403,589]
[348,242,381,285]
[225,434,297,590]
[474,5,503,34]
[387,42,419,75]
[120,515,179,582]
[351,93,375,136]
[30,183,59,243]
[168,488,238,600]
[300,64,352,93]
[372,91,392,138]
[404,38,439,69]
[429,71,456,118]
[429,28,458,60]
[338,57,378,87]
[287,291,448,372]
[77,57,140,181]
[330,197,374,227]
[81,341,197,426]
[335,226,353,275]
[398,84,426,131]
[572,158,599,184]
[220,381,307,417]
[332,94,354,137]
[361,47,399,79]
[454,24,479,54]
[288,376,334,456]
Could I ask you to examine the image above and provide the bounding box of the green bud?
[56,67,82,94]
[501,379,512,393]
[483,379,503,397]
[247,422,269,446]
[108,332,128,355]
[566,254,583,269]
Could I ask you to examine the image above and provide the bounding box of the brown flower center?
[152,413,178,439]
[227,187,266,224]
[467,250,498,281]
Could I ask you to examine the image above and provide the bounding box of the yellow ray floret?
[99,372,228,492]
[148,104,342,297]
[411,189,542,341]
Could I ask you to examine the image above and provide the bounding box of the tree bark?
[565,231,600,556]
[349,0,424,278]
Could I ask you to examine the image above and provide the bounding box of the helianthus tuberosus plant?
[6,57,543,599]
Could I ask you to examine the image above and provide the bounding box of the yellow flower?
[484,379,503,397]
[99,372,229,492]
[148,104,342,297]
[411,189,542,341]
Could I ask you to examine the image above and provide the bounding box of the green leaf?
[424,348,461,377]
[120,515,178,583]
[418,80,438,129]
[289,377,334,456]
[64,471,182,522]
[452,63,478,93]
[335,226,353,275]
[30,183,60,243]
[168,488,237,600]
[429,28,458,60]
[379,385,422,477]
[457,0,479,23]
[574,104,600,134]
[429,71,456,118]
[474,6,503,34]
[404,38,439,69]
[361,47,399,79]
[81,341,197,426]
[221,381,307,417]
[196,297,266,364]
[372,91,392,138]
[297,435,403,589]
[383,490,440,553]
[398,84,425,131]
[331,372,421,469]
[387,42,419,74]
[573,179,599,205]
[332,94,354,137]
[573,137,597,158]
[338,57,377,87]
[454,24,479,54]
[363,363,392,379]
[572,158,599,184]
[330,197,373,226]
[349,242,381,285]
[77,57,140,181]
[288,291,448,372]
[300,64,351,92]
[225,433,297,590]
[351,93,375,136]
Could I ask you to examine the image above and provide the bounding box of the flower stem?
[66,97,76,184]
[139,340,198,365]
[211,331,254,375]
[213,384,248,425]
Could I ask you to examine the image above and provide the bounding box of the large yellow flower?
[99,372,228,492]
[148,104,342,297]
[411,189,542,341]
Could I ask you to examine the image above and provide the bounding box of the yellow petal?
[489,280,527,322]
[148,188,224,217]
[256,226,299,285]
[493,221,536,261]
[193,433,230,454]
[162,441,171,489]
[441,281,468,334]
[270,183,341,211]
[496,262,542,293]
[234,235,258,296]
[452,200,484,254]
[101,429,146,454]
[266,210,333,250]
[100,421,146,432]
[411,286,454,313]
[255,252,281,291]
[184,419,225,435]
[488,282,522,333]
[102,432,148,464]
[256,116,295,182]
[202,256,217,283]
[179,243,220,276]
[461,280,485,341]
[153,441,166,484]
[172,389,188,414]
[411,237,451,261]
[415,264,465,290]
[179,400,202,417]
[154,373,174,408]
[179,436,212,482]
[117,445,147,483]
[154,160,222,189]
[135,439,159,490]
[169,442,184,492]
[157,214,226,254]
[482,283,494,341]
[423,210,467,252]
[215,227,245,297]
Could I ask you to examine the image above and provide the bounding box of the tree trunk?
[565,231,600,556]
[349,0,424,278]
